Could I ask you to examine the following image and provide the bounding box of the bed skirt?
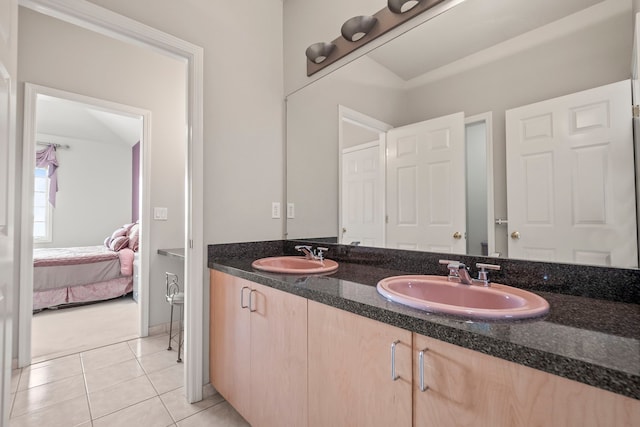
[33,276,133,311]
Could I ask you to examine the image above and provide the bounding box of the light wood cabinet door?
[414,333,640,427]
[308,301,412,427]
[249,283,308,427]
[209,270,251,418]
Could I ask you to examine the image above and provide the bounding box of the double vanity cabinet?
[209,269,639,427]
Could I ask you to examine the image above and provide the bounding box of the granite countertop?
[208,248,640,401]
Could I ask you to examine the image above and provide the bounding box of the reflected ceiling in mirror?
[286,0,637,269]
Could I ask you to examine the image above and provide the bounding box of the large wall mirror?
[286,0,639,269]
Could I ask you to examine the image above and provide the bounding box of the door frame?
[338,105,392,246]
[20,83,151,360]
[17,0,204,403]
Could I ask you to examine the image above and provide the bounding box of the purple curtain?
[36,144,59,207]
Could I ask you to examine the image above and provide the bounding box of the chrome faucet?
[295,245,329,261]
[439,260,501,287]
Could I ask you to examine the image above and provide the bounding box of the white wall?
[85,0,286,246]
[16,7,187,352]
[62,0,285,385]
[33,134,132,249]
[287,57,405,239]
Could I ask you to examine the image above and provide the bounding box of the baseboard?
[148,319,182,337]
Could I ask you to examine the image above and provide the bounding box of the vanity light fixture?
[305,42,336,64]
[306,0,446,76]
[388,0,422,14]
[341,15,378,42]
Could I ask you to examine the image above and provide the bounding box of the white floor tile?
[160,387,223,422]
[11,374,87,418]
[138,348,182,374]
[148,363,184,395]
[13,321,233,427]
[9,395,90,427]
[84,358,146,394]
[18,354,83,390]
[92,396,174,427]
[176,401,249,427]
[80,342,136,372]
[127,334,171,358]
[88,374,157,419]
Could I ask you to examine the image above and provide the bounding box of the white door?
[506,80,637,267]
[386,112,466,253]
[0,0,17,424]
[341,141,385,247]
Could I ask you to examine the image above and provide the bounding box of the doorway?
[465,112,494,257]
[21,85,149,363]
[17,0,204,403]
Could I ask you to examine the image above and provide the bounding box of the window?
[34,167,52,242]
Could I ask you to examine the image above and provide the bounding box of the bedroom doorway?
[17,0,205,404]
[21,85,151,362]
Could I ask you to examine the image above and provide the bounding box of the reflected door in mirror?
[386,112,466,253]
[341,141,385,247]
[506,80,637,268]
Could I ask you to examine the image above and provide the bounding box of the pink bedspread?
[34,245,134,276]
[34,245,117,267]
[32,245,136,310]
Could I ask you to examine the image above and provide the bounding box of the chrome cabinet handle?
[419,348,429,392]
[391,340,400,381]
[240,286,250,309]
[249,289,257,312]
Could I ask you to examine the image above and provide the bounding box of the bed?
[32,223,139,311]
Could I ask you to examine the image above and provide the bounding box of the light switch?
[287,203,295,219]
[154,207,168,220]
[272,202,281,219]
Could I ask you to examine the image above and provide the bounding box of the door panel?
[386,112,466,253]
[506,80,637,267]
[341,142,384,246]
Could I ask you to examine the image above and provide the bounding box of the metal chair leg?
[168,303,174,351]
[177,303,183,363]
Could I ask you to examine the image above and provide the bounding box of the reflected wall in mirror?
[286,0,639,268]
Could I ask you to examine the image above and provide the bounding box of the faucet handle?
[476,263,501,284]
[316,247,329,261]
[439,259,463,279]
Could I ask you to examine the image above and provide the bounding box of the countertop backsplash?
[209,239,640,304]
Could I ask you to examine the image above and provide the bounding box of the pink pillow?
[128,223,140,251]
[111,227,127,240]
[122,223,136,234]
[104,235,112,248]
[109,235,129,251]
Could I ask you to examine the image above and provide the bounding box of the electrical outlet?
[287,203,295,219]
[272,202,281,219]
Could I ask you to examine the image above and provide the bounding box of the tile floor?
[9,334,249,427]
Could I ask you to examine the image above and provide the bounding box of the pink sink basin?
[252,256,339,274]
[377,275,549,320]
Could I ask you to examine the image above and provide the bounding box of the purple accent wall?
[132,141,140,222]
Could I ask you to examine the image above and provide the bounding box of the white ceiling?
[367,0,605,81]
[36,94,142,147]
